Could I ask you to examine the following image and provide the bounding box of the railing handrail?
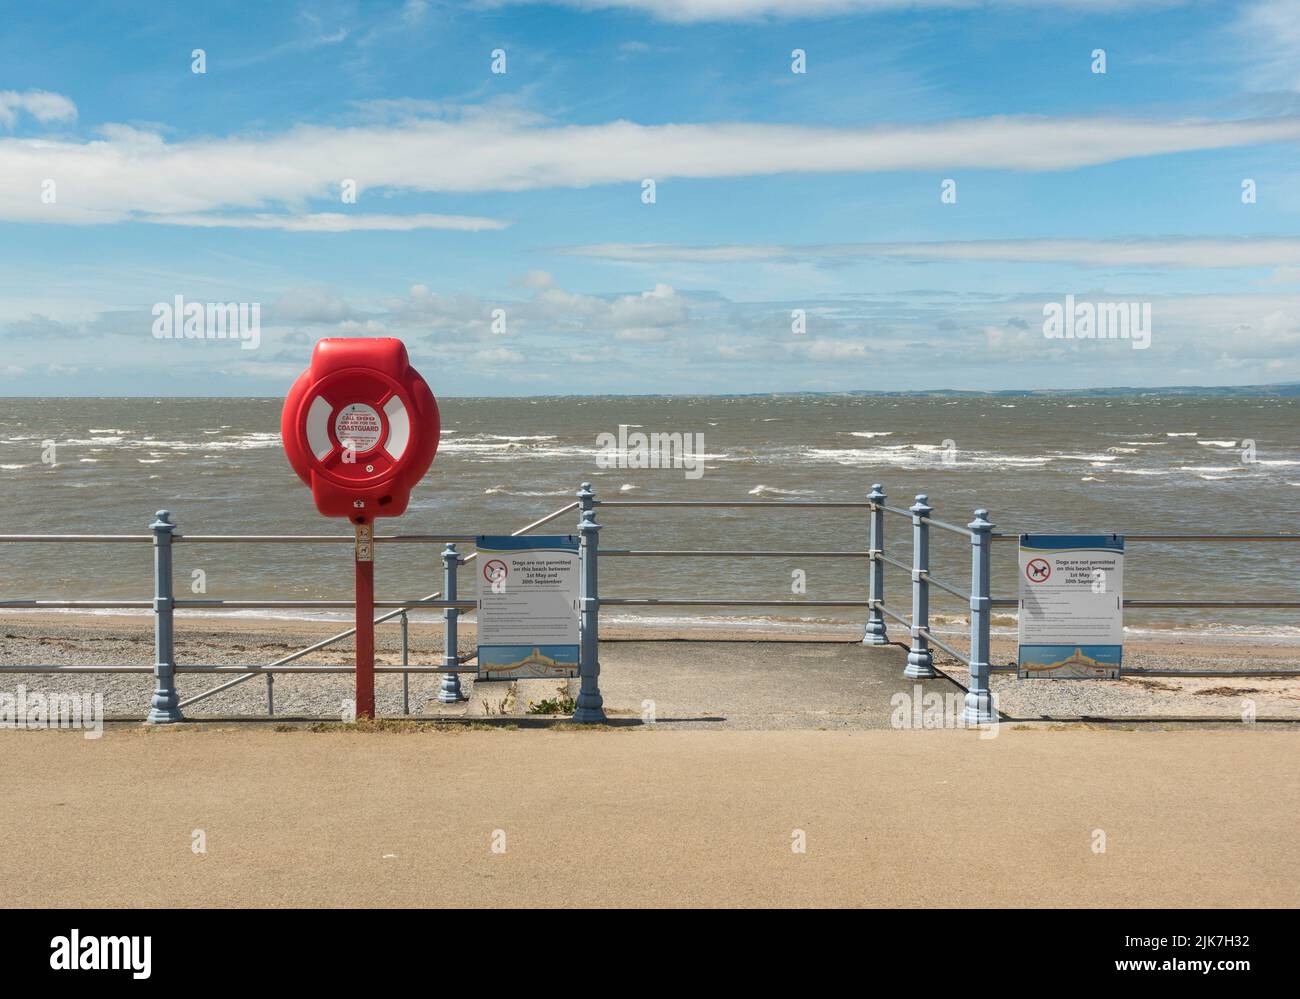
[600,549,870,557]
[3,528,1295,544]
[991,533,1300,542]
[595,500,874,507]
[0,533,488,544]
[173,500,579,711]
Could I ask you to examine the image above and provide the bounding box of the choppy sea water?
[1,395,1297,642]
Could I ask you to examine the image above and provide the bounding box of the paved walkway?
[3,725,1297,907]
[434,639,957,728]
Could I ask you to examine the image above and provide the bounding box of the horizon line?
[3,381,1298,402]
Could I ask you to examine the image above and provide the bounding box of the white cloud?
[1237,0,1300,92]
[562,237,1300,269]
[789,337,871,360]
[472,347,526,364]
[483,1,1159,24]
[607,283,688,329]
[5,106,1300,225]
[377,278,690,343]
[403,0,430,23]
[270,288,365,324]
[0,89,77,129]
[7,281,1300,388]
[517,269,556,288]
[152,212,508,232]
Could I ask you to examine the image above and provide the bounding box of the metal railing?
[2,480,1298,725]
[591,481,1299,722]
[591,482,995,724]
[859,484,1300,700]
[0,501,580,721]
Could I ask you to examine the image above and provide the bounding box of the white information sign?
[475,535,580,680]
[1017,534,1124,679]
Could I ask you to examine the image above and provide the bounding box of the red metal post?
[354,522,375,719]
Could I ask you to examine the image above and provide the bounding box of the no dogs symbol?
[1025,558,1052,583]
[483,559,509,584]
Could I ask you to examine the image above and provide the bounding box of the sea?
[1,395,1298,643]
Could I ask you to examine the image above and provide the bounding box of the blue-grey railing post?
[438,544,464,703]
[963,508,996,725]
[147,510,183,723]
[863,483,889,645]
[400,609,410,714]
[572,482,606,723]
[905,494,936,679]
[266,672,274,716]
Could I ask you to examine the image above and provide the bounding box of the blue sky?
[1,0,1298,396]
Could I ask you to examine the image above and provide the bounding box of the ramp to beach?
[450,640,947,729]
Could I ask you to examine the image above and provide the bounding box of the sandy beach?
[2,611,1297,723]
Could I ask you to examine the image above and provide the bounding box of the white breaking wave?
[485,435,558,441]
[748,484,816,497]
[806,446,1049,469]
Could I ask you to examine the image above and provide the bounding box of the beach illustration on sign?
[477,645,580,679]
[1018,645,1122,678]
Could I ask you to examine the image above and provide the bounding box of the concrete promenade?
[2,724,1297,907]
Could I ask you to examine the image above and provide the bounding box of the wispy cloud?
[9,280,1297,391]
[481,0,1167,24]
[0,90,77,129]
[1236,0,1300,92]
[5,104,1300,226]
[560,237,1300,268]
[152,212,509,232]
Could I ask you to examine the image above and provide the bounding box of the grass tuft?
[526,695,577,715]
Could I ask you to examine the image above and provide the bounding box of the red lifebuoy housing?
[281,338,439,522]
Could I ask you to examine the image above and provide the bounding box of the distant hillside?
[834,383,1300,399]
